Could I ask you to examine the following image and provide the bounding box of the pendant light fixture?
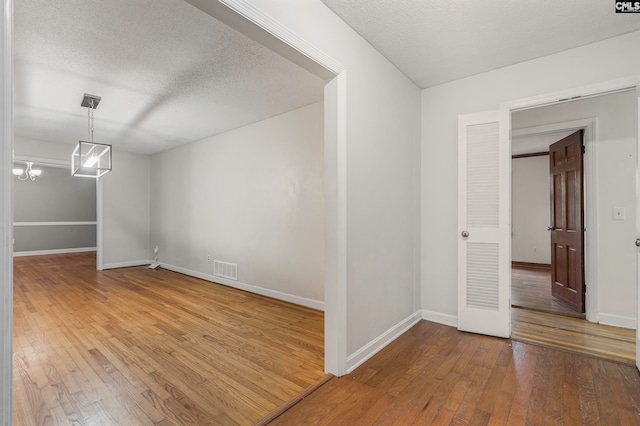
[72,93,112,178]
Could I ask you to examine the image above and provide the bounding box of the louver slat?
[466,243,499,311]
[467,123,499,228]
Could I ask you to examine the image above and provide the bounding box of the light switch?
[613,207,626,221]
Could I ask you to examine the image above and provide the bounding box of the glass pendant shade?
[72,141,112,178]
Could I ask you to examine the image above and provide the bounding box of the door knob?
[547,226,555,231]
[461,230,469,238]
[636,238,640,247]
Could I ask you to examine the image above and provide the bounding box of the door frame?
[501,75,640,334]
[0,0,12,423]
[512,118,596,321]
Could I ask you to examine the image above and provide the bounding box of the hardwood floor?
[13,253,324,425]
[511,265,582,317]
[512,307,636,365]
[511,266,635,365]
[270,321,640,425]
[15,253,639,425]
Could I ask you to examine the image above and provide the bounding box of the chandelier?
[12,162,42,181]
[72,93,112,178]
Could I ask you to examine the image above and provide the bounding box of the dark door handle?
[547,226,555,231]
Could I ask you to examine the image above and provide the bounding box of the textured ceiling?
[320,0,640,88]
[14,0,325,155]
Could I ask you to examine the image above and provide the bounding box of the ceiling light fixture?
[13,162,42,181]
[72,93,112,178]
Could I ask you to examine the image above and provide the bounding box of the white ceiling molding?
[13,155,70,168]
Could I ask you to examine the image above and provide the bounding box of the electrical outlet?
[533,247,537,253]
[207,254,211,261]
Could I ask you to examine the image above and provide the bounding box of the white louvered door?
[458,110,510,337]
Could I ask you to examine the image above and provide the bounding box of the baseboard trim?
[13,247,96,257]
[346,311,422,373]
[102,260,152,270]
[512,261,551,270]
[422,309,458,328]
[159,262,324,311]
[598,313,636,330]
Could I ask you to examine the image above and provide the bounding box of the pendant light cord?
[87,98,95,142]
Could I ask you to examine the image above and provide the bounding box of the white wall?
[13,137,151,269]
[245,0,422,358]
[100,150,151,268]
[512,155,551,264]
[422,30,640,322]
[14,137,71,162]
[513,91,637,325]
[150,102,325,304]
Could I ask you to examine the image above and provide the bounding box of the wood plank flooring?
[270,320,640,425]
[512,307,636,365]
[511,266,635,365]
[13,253,324,425]
[512,265,582,317]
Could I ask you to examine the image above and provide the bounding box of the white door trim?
[636,87,640,370]
[501,75,640,111]
[1,0,12,423]
[184,0,348,376]
[513,118,598,322]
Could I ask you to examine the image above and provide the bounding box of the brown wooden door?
[549,130,585,312]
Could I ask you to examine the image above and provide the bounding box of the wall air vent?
[214,260,238,281]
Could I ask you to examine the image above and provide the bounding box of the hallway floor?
[512,265,582,317]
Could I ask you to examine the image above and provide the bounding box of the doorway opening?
[508,89,638,362]
[12,156,98,259]
[511,130,585,318]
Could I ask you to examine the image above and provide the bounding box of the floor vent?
[214,260,238,281]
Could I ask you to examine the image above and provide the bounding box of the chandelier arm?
[17,162,30,181]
